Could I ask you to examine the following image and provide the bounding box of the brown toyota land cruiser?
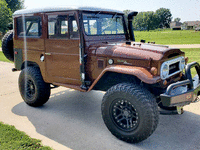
[2,6,200,143]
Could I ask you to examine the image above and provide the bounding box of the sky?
[24,0,200,22]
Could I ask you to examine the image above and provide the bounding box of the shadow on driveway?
[12,90,200,150]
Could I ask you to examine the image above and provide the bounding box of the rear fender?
[20,61,47,82]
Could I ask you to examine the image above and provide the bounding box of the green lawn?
[0,122,52,150]
[181,48,200,77]
[181,48,200,63]
[0,51,12,63]
[135,30,200,44]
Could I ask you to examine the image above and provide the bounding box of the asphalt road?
[1,61,200,150]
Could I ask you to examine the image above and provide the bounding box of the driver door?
[45,13,81,85]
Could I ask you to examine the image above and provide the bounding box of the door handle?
[45,53,51,56]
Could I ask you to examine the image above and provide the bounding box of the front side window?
[17,16,42,37]
[48,15,69,39]
[61,20,68,34]
[69,15,79,39]
[83,13,124,36]
[48,14,79,39]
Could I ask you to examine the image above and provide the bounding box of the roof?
[13,6,124,16]
[184,21,200,26]
[170,22,182,28]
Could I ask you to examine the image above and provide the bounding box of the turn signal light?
[185,57,188,64]
[150,67,158,76]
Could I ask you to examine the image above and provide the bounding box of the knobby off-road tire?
[2,30,14,62]
[101,83,159,143]
[19,67,51,107]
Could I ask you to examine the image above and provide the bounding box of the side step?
[52,82,87,92]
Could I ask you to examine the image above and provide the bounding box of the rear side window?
[17,16,42,37]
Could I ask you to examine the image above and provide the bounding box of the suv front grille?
[160,56,185,80]
[169,62,180,75]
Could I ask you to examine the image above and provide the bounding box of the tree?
[0,0,12,34]
[123,9,131,25]
[5,0,24,13]
[132,11,157,31]
[125,8,172,31]
[0,0,24,34]
[123,10,131,16]
[132,12,146,31]
[174,17,181,22]
[155,8,172,28]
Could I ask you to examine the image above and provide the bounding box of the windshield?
[83,13,125,36]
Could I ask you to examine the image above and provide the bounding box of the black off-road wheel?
[19,67,51,107]
[2,30,14,62]
[101,83,159,143]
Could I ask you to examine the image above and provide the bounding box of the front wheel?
[101,83,159,143]
[19,67,51,107]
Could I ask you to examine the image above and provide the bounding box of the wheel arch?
[90,71,140,91]
[88,65,161,91]
[20,61,47,82]
[21,61,40,70]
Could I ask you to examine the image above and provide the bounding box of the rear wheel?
[101,83,159,143]
[19,67,50,107]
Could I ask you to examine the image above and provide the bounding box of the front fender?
[88,65,161,91]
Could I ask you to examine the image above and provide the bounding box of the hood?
[93,42,184,61]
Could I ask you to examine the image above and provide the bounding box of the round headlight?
[161,63,169,79]
[108,59,114,65]
[180,57,185,71]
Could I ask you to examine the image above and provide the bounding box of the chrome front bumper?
[160,62,200,107]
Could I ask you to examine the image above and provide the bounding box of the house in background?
[170,21,200,30]
[181,21,200,30]
[170,21,182,30]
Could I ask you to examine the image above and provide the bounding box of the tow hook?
[176,106,184,115]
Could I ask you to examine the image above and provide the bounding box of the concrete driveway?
[1,61,200,150]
